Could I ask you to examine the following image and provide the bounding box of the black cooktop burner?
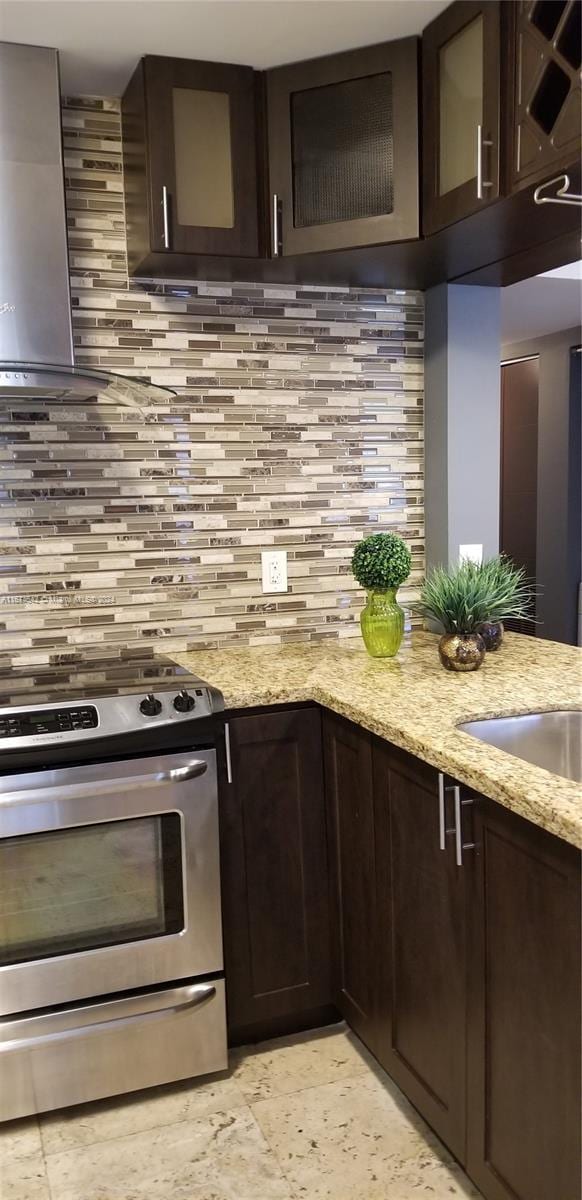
[0,651,202,709]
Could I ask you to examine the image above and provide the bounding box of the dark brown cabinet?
[122,55,260,274]
[466,795,581,1200]
[373,741,468,1162]
[506,0,581,193]
[219,707,331,1042]
[323,713,379,1052]
[422,1,501,234]
[266,40,419,255]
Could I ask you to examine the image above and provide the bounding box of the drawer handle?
[0,983,216,1053]
[438,772,456,849]
[224,721,233,784]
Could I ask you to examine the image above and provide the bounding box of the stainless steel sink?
[458,710,582,783]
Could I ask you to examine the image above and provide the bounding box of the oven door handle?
[0,759,208,808]
[0,982,217,1052]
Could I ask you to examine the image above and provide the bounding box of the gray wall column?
[425,284,501,569]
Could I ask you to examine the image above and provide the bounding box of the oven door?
[0,750,222,1016]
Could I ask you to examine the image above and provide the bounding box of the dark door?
[422,1,500,234]
[500,356,539,634]
[467,795,581,1200]
[267,39,419,256]
[323,712,379,1053]
[373,740,468,1162]
[220,707,331,1041]
[143,56,259,257]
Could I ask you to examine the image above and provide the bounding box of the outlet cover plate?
[261,549,288,594]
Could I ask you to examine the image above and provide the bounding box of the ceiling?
[0,0,449,95]
[501,263,582,346]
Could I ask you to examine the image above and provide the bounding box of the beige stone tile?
[252,1071,482,1200]
[232,1023,372,1102]
[0,1153,50,1200]
[0,1117,42,1164]
[44,1107,294,1200]
[40,1070,248,1154]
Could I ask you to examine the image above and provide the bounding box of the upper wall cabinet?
[122,56,260,274]
[266,40,419,255]
[507,0,582,192]
[422,1,501,235]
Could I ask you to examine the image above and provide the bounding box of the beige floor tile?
[44,1106,294,1200]
[0,1116,42,1164]
[40,1069,247,1154]
[252,1071,482,1200]
[232,1023,372,1102]
[0,1153,51,1200]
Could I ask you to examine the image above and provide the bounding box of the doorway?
[499,356,539,635]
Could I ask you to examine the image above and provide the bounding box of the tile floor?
[0,1023,483,1199]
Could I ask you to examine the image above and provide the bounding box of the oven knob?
[173,689,195,713]
[139,693,162,717]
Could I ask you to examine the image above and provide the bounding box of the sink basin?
[458,710,582,784]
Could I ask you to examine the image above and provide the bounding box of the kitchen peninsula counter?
[174,631,582,848]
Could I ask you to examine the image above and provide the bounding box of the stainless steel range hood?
[0,42,173,408]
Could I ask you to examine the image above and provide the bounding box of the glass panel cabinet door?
[142,57,259,258]
[422,1,500,235]
[267,40,419,256]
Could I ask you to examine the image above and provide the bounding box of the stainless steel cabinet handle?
[0,759,207,808]
[162,185,170,249]
[272,193,280,257]
[476,125,493,200]
[438,772,456,849]
[224,721,233,784]
[0,982,216,1052]
[453,787,476,866]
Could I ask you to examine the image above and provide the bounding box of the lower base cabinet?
[466,797,581,1200]
[323,710,581,1200]
[219,706,332,1043]
[220,704,581,1200]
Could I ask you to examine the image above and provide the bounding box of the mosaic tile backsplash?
[0,97,424,667]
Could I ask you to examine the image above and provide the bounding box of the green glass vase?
[360,588,405,658]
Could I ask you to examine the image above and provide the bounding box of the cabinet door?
[267,40,419,255]
[467,796,581,1200]
[143,56,259,257]
[323,712,379,1053]
[220,707,331,1040]
[507,0,582,192]
[422,1,500,234]
[373,741,468,1162]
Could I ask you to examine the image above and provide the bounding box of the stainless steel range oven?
[0,656,227,1121]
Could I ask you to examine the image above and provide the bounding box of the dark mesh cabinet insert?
[291,72,394,228]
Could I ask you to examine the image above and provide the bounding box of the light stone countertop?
[174,632,582,849]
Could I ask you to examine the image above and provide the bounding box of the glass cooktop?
[0,652,203,709]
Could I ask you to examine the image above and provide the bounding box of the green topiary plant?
[351,532,412,592]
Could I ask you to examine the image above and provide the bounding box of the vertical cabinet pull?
[272,193,281,257]
[162,185,171,249]
[438,772,446,850]
[224,721,233,784]
[438,772,457,849]
[476,124,493,200]
[453,787,476,866]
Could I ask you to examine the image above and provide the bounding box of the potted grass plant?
[473,555,533,650]
[351,532,412,658]
[419,556,533,672]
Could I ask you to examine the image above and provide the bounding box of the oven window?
[0,814,184,966]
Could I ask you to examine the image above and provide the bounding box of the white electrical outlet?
[261,550,288,594]
[459,544,483,565]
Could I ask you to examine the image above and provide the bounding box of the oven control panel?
[0,706,98,739]
[0,682,223,749]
